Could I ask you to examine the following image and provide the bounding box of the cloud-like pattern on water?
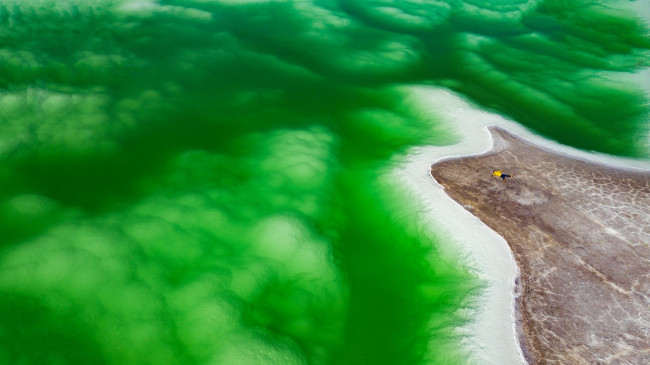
[0,0,647,364]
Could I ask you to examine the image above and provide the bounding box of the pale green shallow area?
[0,1,648,364]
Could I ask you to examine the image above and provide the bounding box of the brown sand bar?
[430,127,650,364]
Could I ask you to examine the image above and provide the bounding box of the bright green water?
[0,1,647,364]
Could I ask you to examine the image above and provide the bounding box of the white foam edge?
[389,85,650,365]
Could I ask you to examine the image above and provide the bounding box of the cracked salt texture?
[431,125,650,364]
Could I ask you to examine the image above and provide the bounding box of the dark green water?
[0,1,647,364]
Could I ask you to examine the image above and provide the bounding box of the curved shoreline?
[396,85,650,364]
[394,87,528,364]
[430,126,650,363]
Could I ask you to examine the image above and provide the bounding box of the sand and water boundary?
[393,86,650,364]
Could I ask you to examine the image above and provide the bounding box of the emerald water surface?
[0,1,648,364]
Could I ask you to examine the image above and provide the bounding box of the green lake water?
[0,1,648,364]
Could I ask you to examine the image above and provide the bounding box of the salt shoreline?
[393,86,650,364]
[431,126,650,363]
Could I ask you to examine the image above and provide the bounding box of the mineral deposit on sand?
[430,127,650,364]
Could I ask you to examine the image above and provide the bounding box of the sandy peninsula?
[430,126,650,364]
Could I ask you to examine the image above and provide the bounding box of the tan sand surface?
[430,127,650,364]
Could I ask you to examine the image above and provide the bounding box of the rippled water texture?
[0,1,648,364]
